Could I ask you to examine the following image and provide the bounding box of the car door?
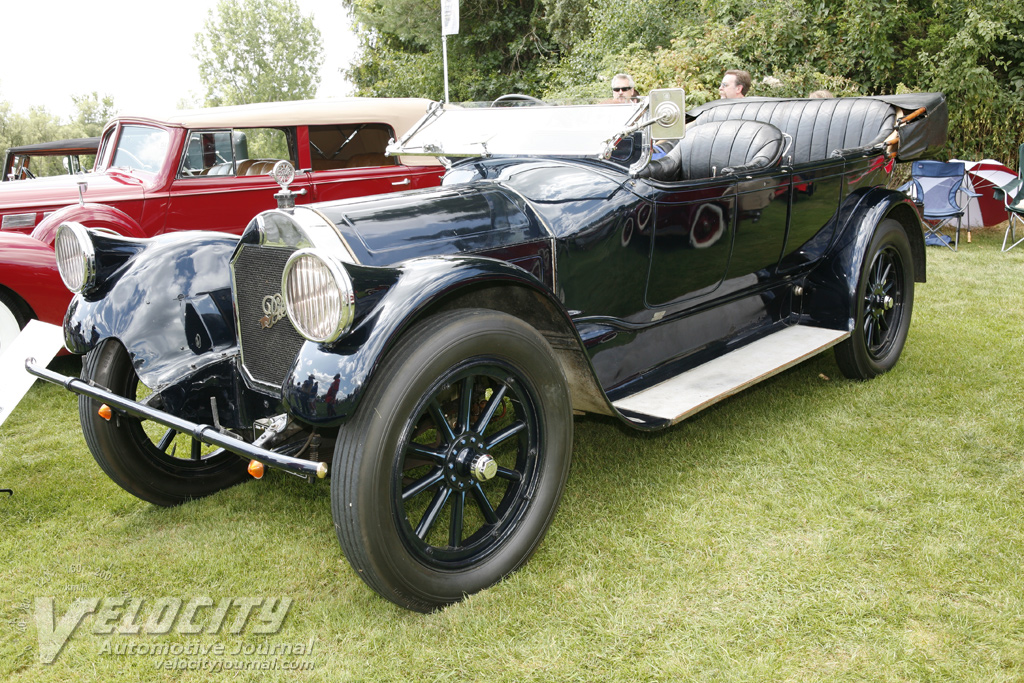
[644,177,737,308]
[304,124,443,203]
[165,127,311,236]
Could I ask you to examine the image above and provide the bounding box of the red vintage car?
[0,98,443,352]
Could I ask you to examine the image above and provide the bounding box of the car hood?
[314,184,548,266]
[0,170,148,213]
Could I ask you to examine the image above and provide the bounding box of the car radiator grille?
[232,244,305,389]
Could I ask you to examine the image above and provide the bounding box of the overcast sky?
[0,0,358,120]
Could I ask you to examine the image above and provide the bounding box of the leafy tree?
[70,93,117,138]
[343,0,1023,163]
[344,0,556,101]
[193,0,325,106]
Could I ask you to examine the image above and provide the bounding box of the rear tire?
[835,219,914,380]
[79,340,249,506]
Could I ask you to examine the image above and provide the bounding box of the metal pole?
[442,34,450,103]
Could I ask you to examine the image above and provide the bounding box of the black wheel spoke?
[428,400,456,445]
[407,442,446,465]
[156,428,177,453]
[484,420,525,450]
[473,384,508,433]
[457,375,474,433]
[415,487,452,540]
[402,469,444,501]
[470,483,499,525]
[449,491,465,547]
[496,466,522,482]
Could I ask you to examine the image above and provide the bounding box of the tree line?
[346,0,1024,165]
[3,0,1021,168]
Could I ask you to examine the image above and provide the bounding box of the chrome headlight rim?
[281,249,355,344]
[54,221,96,294]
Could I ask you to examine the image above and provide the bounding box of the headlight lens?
[53,222,96,293]
[282,250,355,343]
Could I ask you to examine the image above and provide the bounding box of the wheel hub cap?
[445,437,497,489]
[470,454,498,482]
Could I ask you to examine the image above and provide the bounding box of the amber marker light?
[248,460,265,479]
[98,404,113,421]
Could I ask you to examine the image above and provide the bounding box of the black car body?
[33,90,947,611]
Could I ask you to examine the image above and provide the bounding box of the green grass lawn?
[2,227,1023,682]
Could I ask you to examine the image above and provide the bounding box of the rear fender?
[802,187,925,330]
[280,256,578,426]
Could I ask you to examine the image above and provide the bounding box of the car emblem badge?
[260,293,286,329]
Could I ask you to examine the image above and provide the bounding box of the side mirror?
[648,88,686,140]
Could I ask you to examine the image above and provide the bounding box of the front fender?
[803,187,925,330]
[64,231,239,390]
[32,202,146,245]
[280,255,571,426]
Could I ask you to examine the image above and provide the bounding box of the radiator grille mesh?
[233,244,304,388]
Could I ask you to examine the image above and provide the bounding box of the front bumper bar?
[26,359,327,479]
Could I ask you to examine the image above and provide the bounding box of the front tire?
[332,309,573,612]
[79,340,249,506]
[835,219,915,380]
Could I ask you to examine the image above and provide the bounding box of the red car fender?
[0,232,71,327]
[31,203,146,245]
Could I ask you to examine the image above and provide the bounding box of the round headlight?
[53,222,96,293]
[282,250,355,343]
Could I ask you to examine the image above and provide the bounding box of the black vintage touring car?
[31,89,947,611]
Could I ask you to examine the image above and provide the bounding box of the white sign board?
[441,0,460,35]
[0,320,67,428]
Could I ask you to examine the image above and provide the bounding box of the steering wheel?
[491,94,545,107]
[19,168,35,180]
[116,149,146,170]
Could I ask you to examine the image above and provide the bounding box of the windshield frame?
[388,100,648,159]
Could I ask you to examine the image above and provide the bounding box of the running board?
[613,325,850,425]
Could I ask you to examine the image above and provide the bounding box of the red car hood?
[0,171,147,214]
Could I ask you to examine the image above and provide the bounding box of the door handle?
[392,178,411,186]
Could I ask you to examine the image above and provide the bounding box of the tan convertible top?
[119,98,440,167]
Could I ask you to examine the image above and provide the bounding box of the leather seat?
[688,97,896,165]
[641,119,785,182]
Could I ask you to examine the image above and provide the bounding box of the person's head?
[611,74,636,103]
[808,89,833,99]
[719,70,751,99]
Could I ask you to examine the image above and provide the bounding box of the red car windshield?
[110,125,170,174]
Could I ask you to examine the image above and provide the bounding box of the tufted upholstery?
[641,119,785,182]
[688,97,896,165]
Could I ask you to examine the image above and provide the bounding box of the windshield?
[389,101,646,158]
[110,125,170,174]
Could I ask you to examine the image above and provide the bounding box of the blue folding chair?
[901,160,978,252]
[994,143,1024,252]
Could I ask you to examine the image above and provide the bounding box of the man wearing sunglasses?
[610,74,638,103]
